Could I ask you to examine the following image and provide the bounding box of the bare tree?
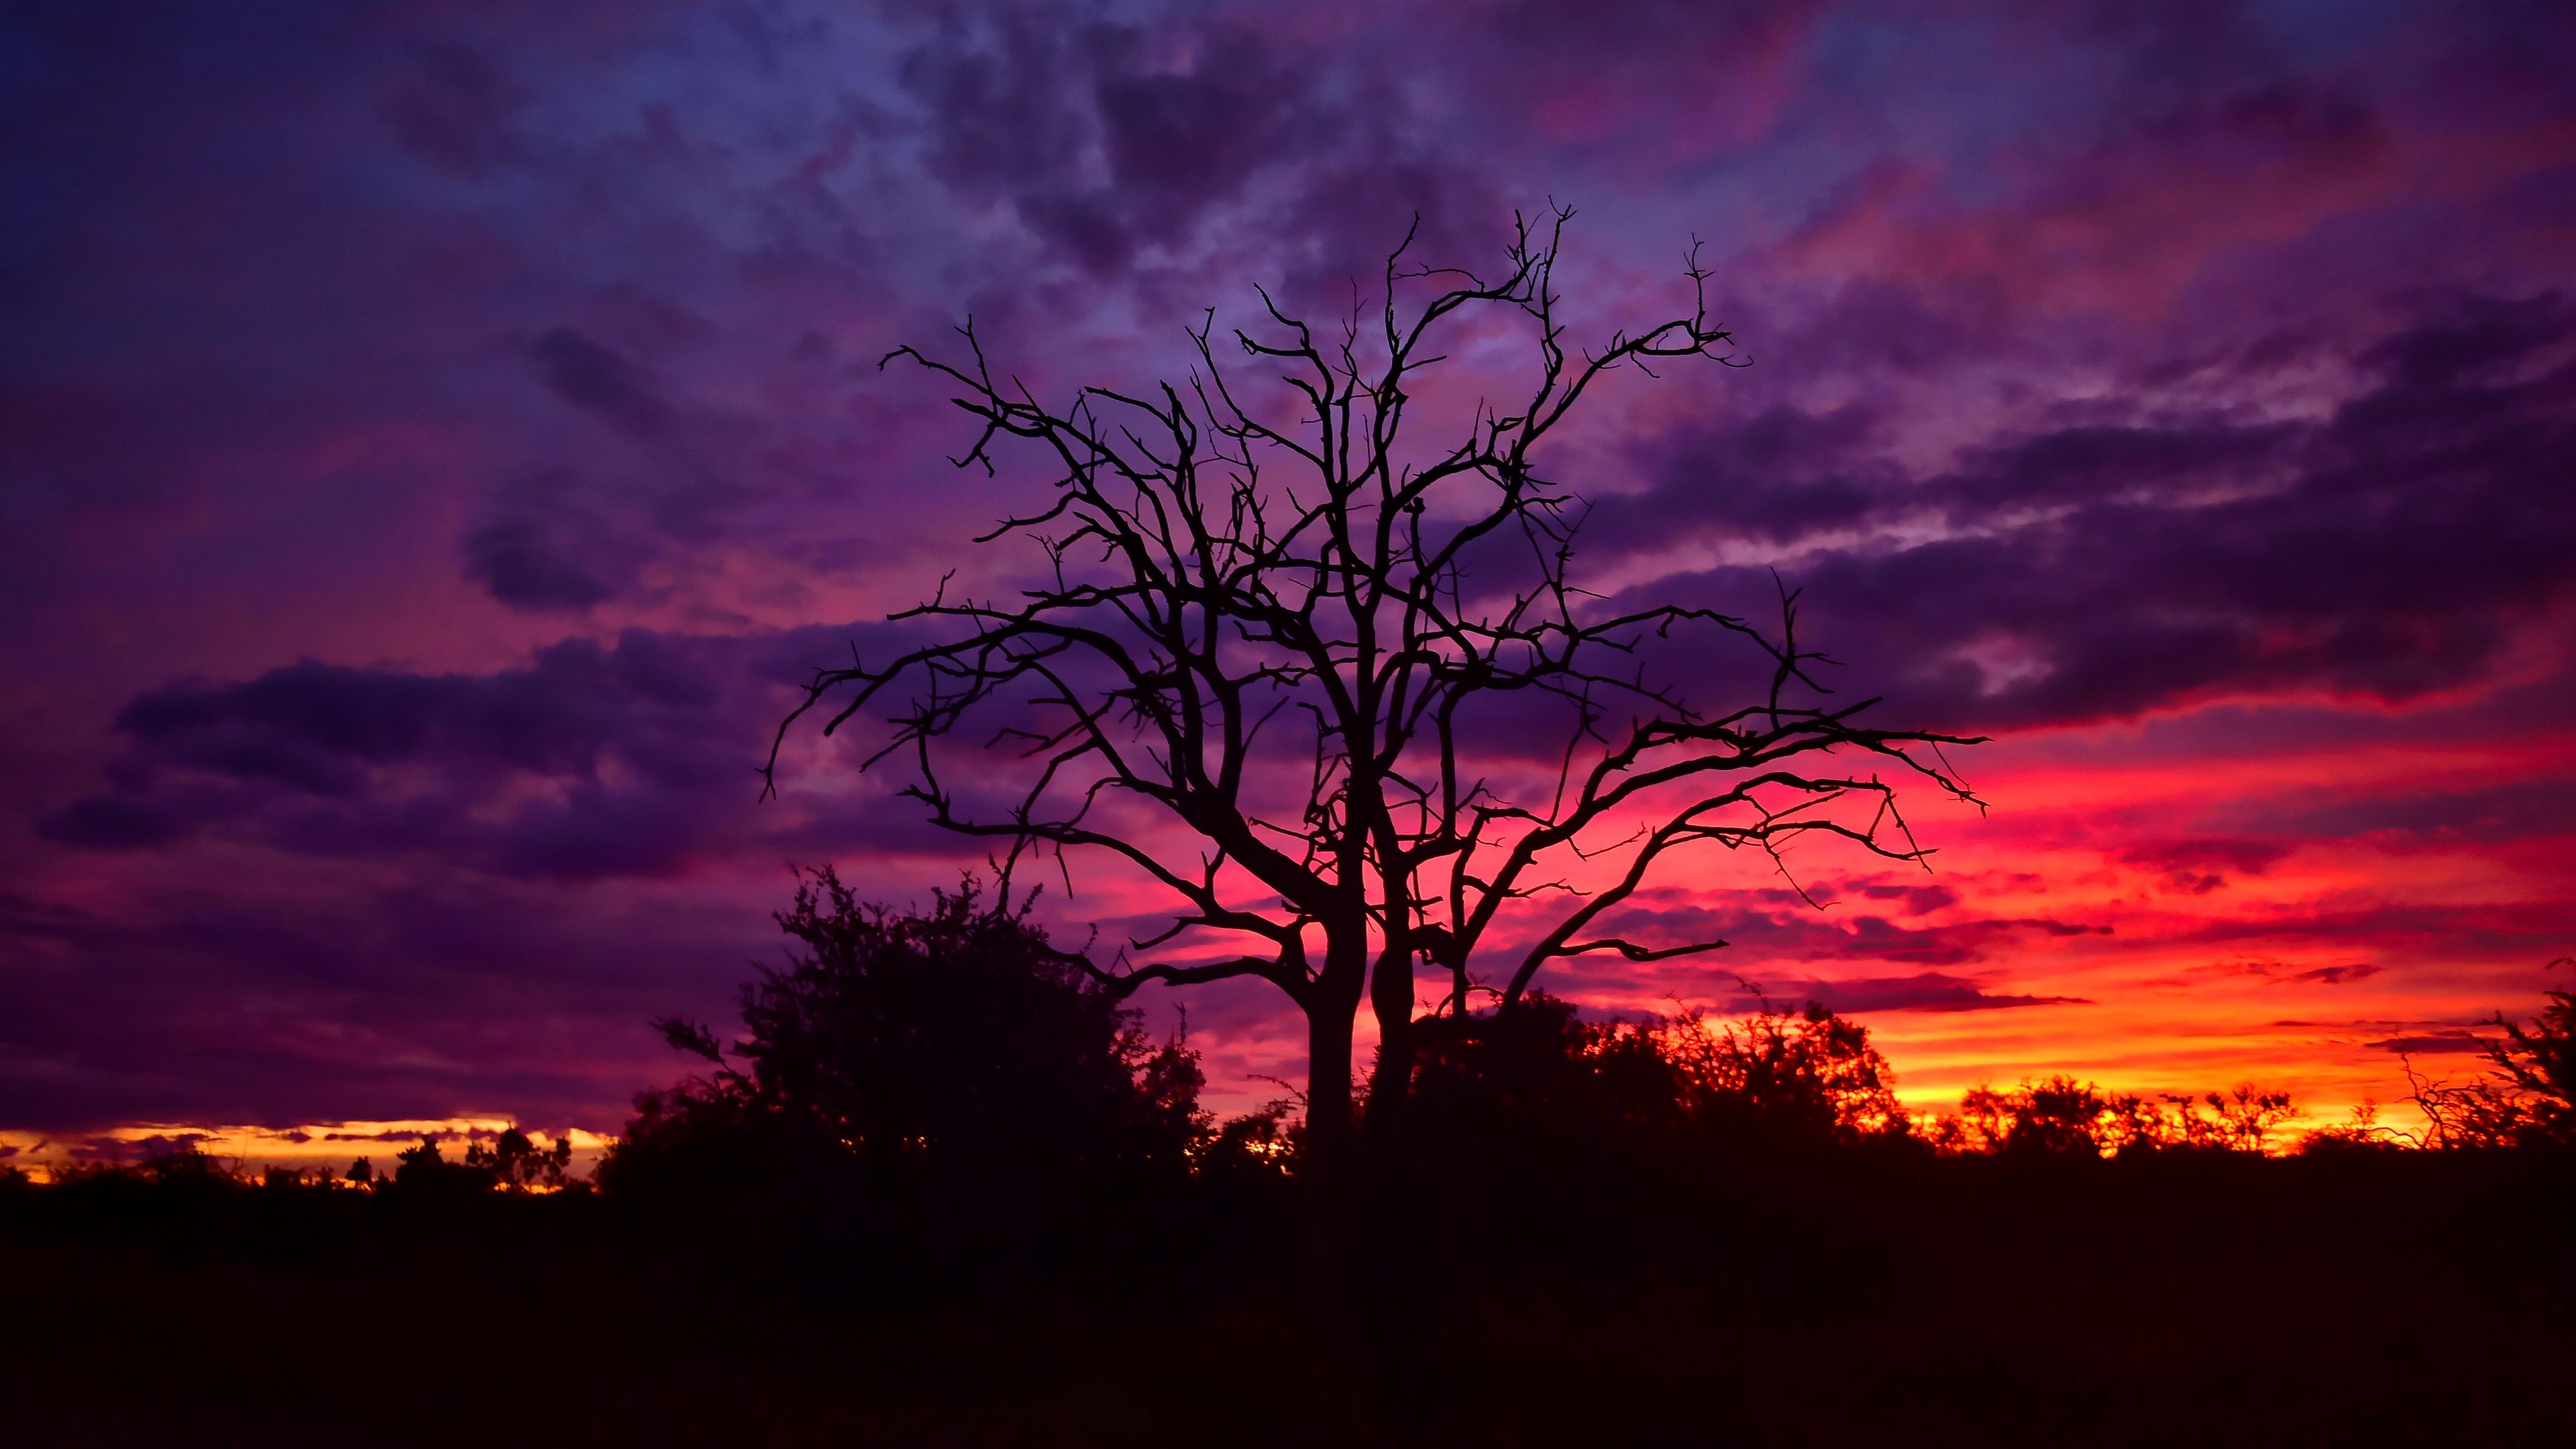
[2403,957,2576,1148]
[769,209,1982,1150]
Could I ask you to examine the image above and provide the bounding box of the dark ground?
[3,1148,2569,1446]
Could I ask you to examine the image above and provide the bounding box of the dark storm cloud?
[40,633,757,880]
[1600,292,2576,732]
[461,469,649,613]
[527,327,674,438]
[35,619,985,883]
[900,7,1094,193]
[900,9,1331,273]
[462,514,623,612]
[1092,29,1318,224]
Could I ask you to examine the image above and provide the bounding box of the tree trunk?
[1304,1002,1355,1152]
[1297,994,1367,1434]
[1364,947,1417,1131]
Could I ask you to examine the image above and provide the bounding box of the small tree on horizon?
[615,869,1206,1189]
[769,209,1982,1150]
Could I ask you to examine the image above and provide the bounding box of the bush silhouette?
[1941,1077,2302,1157]
[604,871,1206,1207]
[1402,992,1684,1145]
[1664,999,1913,1144]
[1391,992,1914,1167]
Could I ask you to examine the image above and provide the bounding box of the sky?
[5,0,2573,1158]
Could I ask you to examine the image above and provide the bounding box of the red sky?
[3,0,2572,1155]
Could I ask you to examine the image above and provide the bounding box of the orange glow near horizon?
[1115,684,2574,1142]
[13,682,2563,1160]
[0,1121,612,1183]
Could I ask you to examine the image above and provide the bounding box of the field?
[5,1148,2568,1446]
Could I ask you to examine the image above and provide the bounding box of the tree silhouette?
[610,871,1204,1194]
[1953,1076,2118,1156]
[1401,995,1913,1158]
[1939,1077,2301,1157]
[1403,991,1690,1148]
[2408,957,2576,1148]
[2475,956,2576,1146]
[1661,999,1913,1143]
[769,209,1982,1146]
[389,1137,495,1199]
[466,1128,576,1193]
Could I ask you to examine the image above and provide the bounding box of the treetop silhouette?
[769,209,1983,1142]
[614,869,1205,1194]
[2406,955,2576,1148]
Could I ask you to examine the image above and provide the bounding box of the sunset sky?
[5,0,2572,1161]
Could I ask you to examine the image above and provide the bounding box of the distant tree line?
[3,905,2564,1212]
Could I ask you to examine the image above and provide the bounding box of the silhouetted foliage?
[603,871,1208,1211]
[339,1130,581,1203]
[1401,991,1688,1153]
[1939,1077,2300,1157]
[1397,994,1913,1159]
[2298,1099,2406,1154]
[472,1127,578,1191]
[1664,998,1913,1144]
[2408,957,2576,1148]
[2484,958,2576,1141]
[384,1137,511,1205]
[10,972,2576,1444]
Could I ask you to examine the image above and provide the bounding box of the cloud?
[462,513,624,612]
[2368,1032,2489,1055]
[1771,72,2398,317]
[900,10,1332,274]
[2268,777,2576,847]
[34,796,193,851]
[378,40,531,176]
[2118,838,2292,894]
[1733,971,2090,1014]
[1599,290,2576,733]
[38,631,765,879]
[33,618,992,885]
[461,468,649,613]
[1581,898,2112,973]
[527,327,674,438]
[2152,959,2382,988]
